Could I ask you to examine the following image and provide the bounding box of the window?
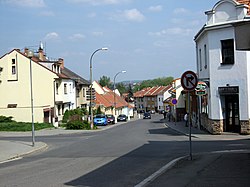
[58,105,61,115]
[204,44,207,69]
[76,88,80,97]
[12,59,16,75]
[199,49,202,71]
[221,39,234,65]
[56,83,59,95]
[64,83,67,94]
[82,88,85,97]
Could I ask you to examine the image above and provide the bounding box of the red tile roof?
[95,86,131,109]
[237,0,250,14]
[134,85,171,97]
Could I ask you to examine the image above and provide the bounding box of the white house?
[194,0,250,134]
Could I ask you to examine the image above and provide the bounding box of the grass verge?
[0,122,54,131]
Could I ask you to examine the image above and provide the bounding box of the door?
[224,95,240,133]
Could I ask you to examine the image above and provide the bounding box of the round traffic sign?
[181,71,198,91]
[171,98,178,105]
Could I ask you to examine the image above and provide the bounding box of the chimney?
[58,58,64,69]
[38,48,46,61]
[24,48,29,56]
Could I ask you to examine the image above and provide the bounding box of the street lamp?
[27,49,35,147]
[113,70,126,119]
[89,47,108,129]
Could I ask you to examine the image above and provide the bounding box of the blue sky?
[0,0,218,82]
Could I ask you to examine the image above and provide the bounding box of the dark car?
[117,114,127,122]
[106,114,115,124]
[143,112,151,119]
[93,114,108,126]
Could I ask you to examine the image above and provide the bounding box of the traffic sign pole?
[181,71,198,161]
[188,91,192,160]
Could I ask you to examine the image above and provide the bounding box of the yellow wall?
[0,50,58,122]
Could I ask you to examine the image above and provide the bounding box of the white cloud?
[112,9,145,22]
[66,0,130,6]
[173,8,190,14]
[3,0,45,7]
[124,9,145,22]
[149,27,193,37]
[69,34,85,41]
[148,5,162,12]
[92,31,104,36]
[44,32,59,40]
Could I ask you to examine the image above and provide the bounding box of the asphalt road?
[1,114,250,187]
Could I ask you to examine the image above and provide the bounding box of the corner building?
[194,0,250,134]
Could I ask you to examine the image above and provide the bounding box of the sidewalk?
[137,119,250,187]
[0,125,118,164]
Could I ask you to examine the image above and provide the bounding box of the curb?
[0,142,48,164]
[134,155,188,187]
[164,123,199,138]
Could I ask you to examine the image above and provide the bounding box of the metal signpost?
[171,98,178,125]
[181,71,198,160]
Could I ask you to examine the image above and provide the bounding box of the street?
[0,114,250,187]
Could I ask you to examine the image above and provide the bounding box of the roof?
[133,87,151,98]
[134,85,171,98]
[1,49,60,78]
[61,67,90,85]
[236,0,250,14]
[94,85,131,109]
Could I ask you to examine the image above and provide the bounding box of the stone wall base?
[240,120,250,135]
[200,114,223,134]
[201,114,250,135]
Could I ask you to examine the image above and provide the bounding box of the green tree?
[116,82,127,94]
[128,84,133,100]
[99,75,112,88]
[133,76,174,91]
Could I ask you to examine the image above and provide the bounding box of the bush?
[66,120,83,130]
[62,108,88,123]
[83,120,91,130]
[0,116,14,123]
[65,120,96,130]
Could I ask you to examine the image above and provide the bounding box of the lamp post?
[113,70,126,120]
[89,47,108,129]
[27,49,35,147]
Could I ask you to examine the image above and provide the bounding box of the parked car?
[117,114,127,122]
[106,114,115,124]
[94,114,108,126]
[143,112,151,119]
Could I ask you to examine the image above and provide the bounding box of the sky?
[0,0,219,82]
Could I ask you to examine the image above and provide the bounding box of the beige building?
[0,49,58,124]
[0,47,90,126]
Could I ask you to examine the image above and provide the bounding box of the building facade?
[194,0,250,134]
[0,47,90,126]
